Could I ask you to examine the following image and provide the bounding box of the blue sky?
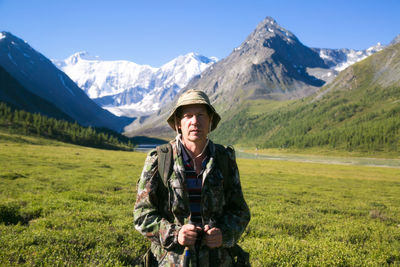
[1,0,399,67]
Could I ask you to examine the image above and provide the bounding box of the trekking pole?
[183,246,191,267]
[183,218,195,267]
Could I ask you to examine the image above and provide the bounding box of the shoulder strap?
[156,143,173,187]
[214,144,234,188]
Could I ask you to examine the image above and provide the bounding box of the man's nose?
[190,115,200,124]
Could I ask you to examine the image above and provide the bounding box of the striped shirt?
[180,142,209,225]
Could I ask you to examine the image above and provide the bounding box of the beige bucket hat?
[167,89,221,132]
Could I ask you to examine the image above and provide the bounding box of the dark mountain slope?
[0,32,132,132]
[0,65,73,121]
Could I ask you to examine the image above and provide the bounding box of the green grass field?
[1,131,400,266]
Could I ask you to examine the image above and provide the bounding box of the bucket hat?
[167,89,221,132]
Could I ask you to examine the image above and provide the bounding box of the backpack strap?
[157,143,173,187]
[214,144,235,189]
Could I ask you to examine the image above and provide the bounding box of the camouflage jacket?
[134,137,250,266]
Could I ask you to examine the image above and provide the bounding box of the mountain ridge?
[0,31,131,132]
[61,16,385,121]
[54,51,217,117]
[313,43,384,71]
[2,16,397,142]
[123,16,396,139]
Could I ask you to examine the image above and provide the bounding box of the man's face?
[178,104,211,143]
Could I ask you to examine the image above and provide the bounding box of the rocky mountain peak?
[233,16,320,72]
[65,51,91,64]
[255,16,278,31]
[229,17,327,83]
[243,16,297,49]
[255,17,293,36]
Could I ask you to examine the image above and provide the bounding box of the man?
[134,89,250,266]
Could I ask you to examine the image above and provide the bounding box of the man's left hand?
[203,224,222,248]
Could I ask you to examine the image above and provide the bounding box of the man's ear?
[175,119,181,133]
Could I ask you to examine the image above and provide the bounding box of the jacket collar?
[174,134,216,158]
[171,135,217,184]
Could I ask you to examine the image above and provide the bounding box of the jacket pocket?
[170,179,190,217]
[204,170,225,216]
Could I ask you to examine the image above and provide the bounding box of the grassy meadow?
[1,131,400,266]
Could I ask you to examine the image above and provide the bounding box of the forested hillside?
[0,102,135,150]
[212,43,400,153]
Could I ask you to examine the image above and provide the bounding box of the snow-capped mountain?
[52,18,385,120]
[54,52,217,117]
[313,43,384,72]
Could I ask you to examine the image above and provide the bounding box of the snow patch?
[318,43,385,72]
[319,51,330,60]
[20,70,27,77]
[58,74,75,96]
[8,53,17,65]
[0,32,6,40]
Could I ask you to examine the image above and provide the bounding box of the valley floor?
[238,149,400,168]
[1,133,400,266]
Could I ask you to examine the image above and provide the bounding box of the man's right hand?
[178,224,202,246]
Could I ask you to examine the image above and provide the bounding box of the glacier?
[53,52,217,117]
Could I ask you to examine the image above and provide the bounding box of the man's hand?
[178,224,202,246]
[203,224,223,248]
